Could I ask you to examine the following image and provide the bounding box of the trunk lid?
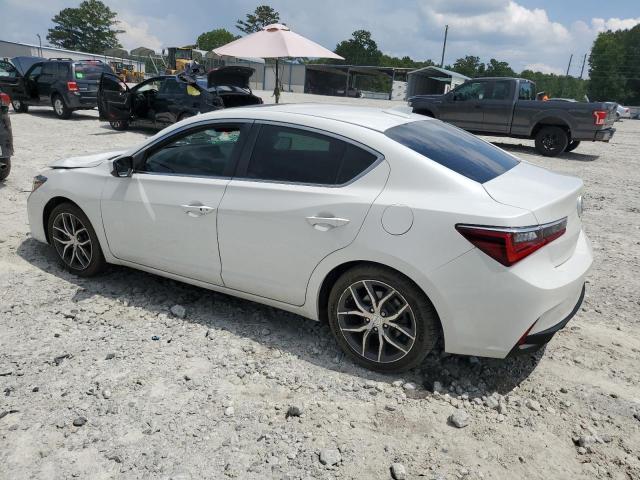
[483,161,583,266]
[207,66,254,89]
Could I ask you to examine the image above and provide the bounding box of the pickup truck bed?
[409,77,616,156]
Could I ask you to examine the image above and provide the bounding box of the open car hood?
[50,150,126,169]
[207,66,254,89]
[11,56,45,76]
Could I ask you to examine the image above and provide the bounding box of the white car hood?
[50,150,127,169]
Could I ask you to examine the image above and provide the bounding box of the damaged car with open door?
[98,66,262,131]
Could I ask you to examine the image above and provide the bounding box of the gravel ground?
[1,96,639,480]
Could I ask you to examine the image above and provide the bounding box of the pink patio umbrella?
[213,24,344,103]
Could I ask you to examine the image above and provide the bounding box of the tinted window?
[161,78,186,95]
[27,65,42,79]
[518,81,534,100]
[57,63,71,78]
[385,120,518,183]
[73,62,112,80]
[453,81,486,101]
[246,125,377,185]
[0,61,18,78]
[42,63,56,75]
[489,81,510,100]
[143,126,242,177]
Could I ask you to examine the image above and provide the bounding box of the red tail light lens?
[0,92,10,107]
[67,81,79,92]
[455,218,567,267]
[593,110,607,125]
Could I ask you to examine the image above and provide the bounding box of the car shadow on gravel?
[17,237,543,395]
[491,142,600,162]
[17,109,98,122]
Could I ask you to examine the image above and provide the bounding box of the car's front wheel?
[328,265,440,372]
[534,126,569,157]
[11,99,28,113]
[47,203,106,276]
[0,159,10,181]
[52,95,72,119]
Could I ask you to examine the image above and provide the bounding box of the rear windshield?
[73,63,113,80]
[385,120,519,183]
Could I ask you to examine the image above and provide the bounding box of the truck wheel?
[52,95,72,119]
[109,120,129,131]
[534,126,568,157]
[11,99,28,113]
[565,140,580,152]
[0,159,10,181]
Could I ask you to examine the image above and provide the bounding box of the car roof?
[195,103,421,132]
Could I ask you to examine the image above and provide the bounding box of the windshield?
[73,62,113,80]
[385,120,519,183]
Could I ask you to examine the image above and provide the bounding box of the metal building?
[406,66,469,97]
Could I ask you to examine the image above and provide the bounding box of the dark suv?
[0,57,114,119]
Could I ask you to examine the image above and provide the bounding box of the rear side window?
[42,63,56,75]
[161,78,186,95]
[518,81,534,100]
[57,63,71,78]
[246,125,377,185]
[385,120,518,183]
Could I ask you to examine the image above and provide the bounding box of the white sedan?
[27,104,592,372]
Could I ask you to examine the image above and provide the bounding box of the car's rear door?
[37,62,56,104]
[98,73,131,122]
[101,122,251,284]
[217,122,389,306]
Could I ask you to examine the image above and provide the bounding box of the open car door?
[98,73,131,121]
[0,60,25,100]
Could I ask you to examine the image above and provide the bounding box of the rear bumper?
[508,283,585,356]
[66,92,98,109]
[594,127,615,142]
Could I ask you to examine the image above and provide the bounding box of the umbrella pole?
[275,58,280,104]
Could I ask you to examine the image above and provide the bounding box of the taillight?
[67,81,79,92]
[593,110,607,125]
[0,92,10,107]
[455,218,567,267]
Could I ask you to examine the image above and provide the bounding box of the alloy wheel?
[54,98,64,116]
[52,212,93,270]
[337,280,417,363]
[541,132,558,151]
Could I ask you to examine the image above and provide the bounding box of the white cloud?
[590,16,640,33]
[524,63,564,75]
[117,17,163,52]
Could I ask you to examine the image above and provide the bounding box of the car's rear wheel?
[0,159,10,181]
[52,95,72,119]
[47,203,106,276]
[534,126,569,157]
[11,99,28,113]
[328,265,440,372]
[109,120,129,131]
[565,140,580,152]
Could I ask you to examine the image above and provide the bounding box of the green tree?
[197,28,238,51]
[47,0,123,53]
[484,58,515,77]
[450,55,484,77]
[236,5,281,34]
[335,30,382,65]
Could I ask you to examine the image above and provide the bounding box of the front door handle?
[306,216,350,231]
[181,204,215,217]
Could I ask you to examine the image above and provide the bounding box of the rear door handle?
[181,204,215,217]
[306,216,350,231]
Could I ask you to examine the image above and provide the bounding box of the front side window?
[453,82,486,101]
[385,120,519,183]
[489,81,511,100]
[246,125,377,185]
[136,79,161,93]
[142,126,243,177]
[27,65,42,79]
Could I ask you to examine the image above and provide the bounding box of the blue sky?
[2,0,639,74]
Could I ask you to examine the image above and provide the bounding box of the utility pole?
[440,25,448,68]
[565,53,573,77]
[36,34,42,57]
[579,53,587,79]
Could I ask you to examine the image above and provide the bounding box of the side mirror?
[111,156,133,177]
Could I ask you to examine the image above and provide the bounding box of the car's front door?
[98,73,131,122]
[101,122,250,284]
[438,81,487,130]
[0,60,25,100]
[217,122,390,306]
[476,80,514,133]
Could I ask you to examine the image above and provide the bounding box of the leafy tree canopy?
[236,5,281,34]
[335,30,382,66]
[47,0,123,53]
[197,28,239,51]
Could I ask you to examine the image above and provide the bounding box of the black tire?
[11,99,28,113]
[109,120,129,131]
[327,265,440,372]
[52,94,72,119]
[47,202,106,277]
[534,126,569,157]
[0,159,10,181]
[565,140,580,152]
